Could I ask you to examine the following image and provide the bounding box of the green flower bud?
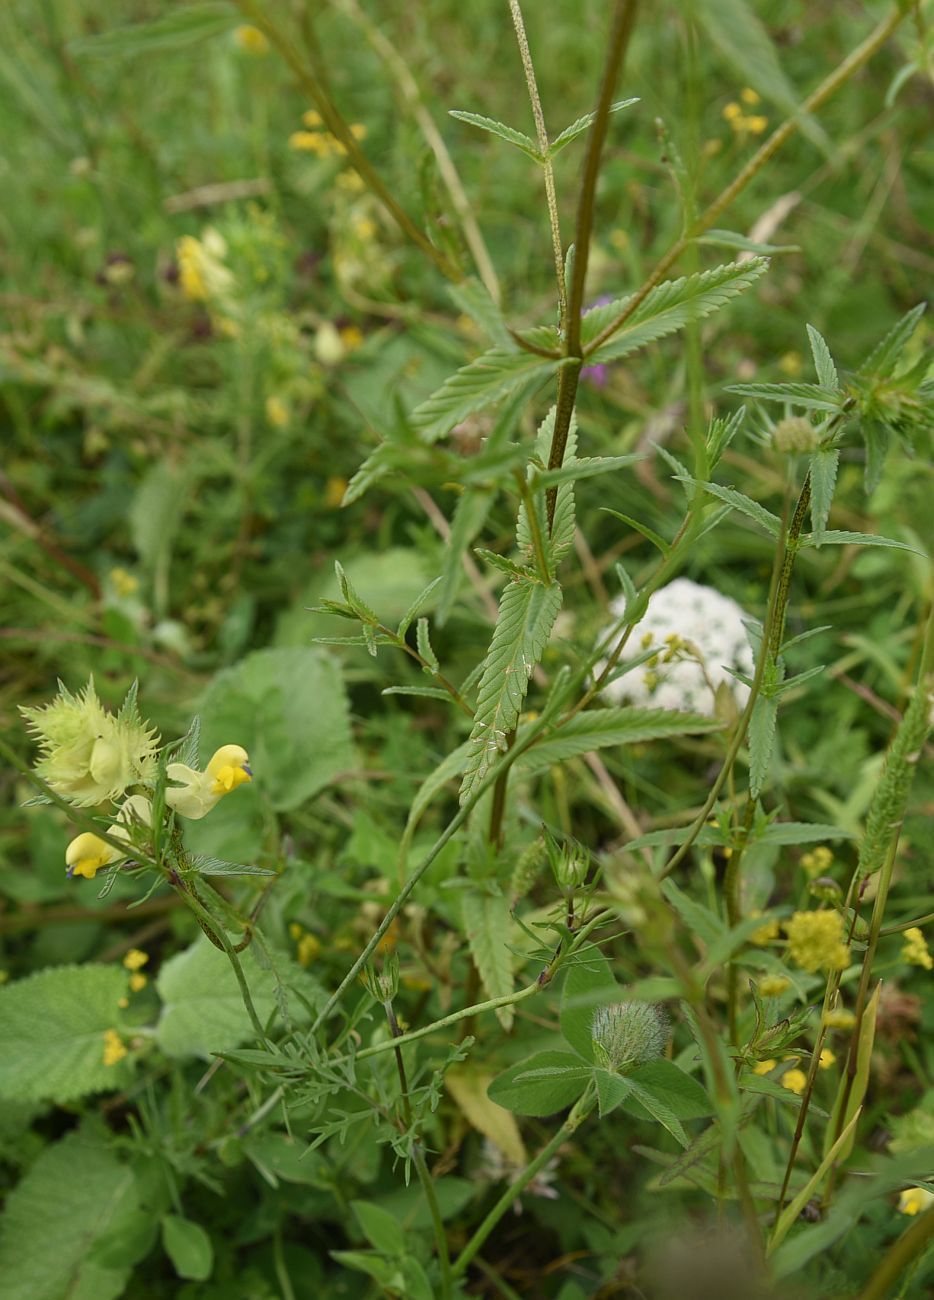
[510,836,547,906]
[808,876,843,903]
[772,417,818,454]
[361,953,400,1004]
[545,830,590,892]
[591,1001,669,1073]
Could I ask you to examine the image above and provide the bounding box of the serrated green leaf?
[622,1075,688,1146]
[0,965,130,1103]
[410,349,558,445]
[696,229,798,255]
[806,324,839,391]
[397,576,443,638]
[533,453,641,487]
[809,447,839,536]
[548,97,639,156]
[415,616,439,672]
[748,692,779,798]
[70,3,235,57]
[601,508,670,556]
[381,685,452,701]
[448,109,541,160]
[462,890,515,1028]
[0,1129,146,1300]
[584,260,768,365]
[594,1068,634,1117]
[675,477,781,537]
[726,381,842,412]
[487,1050,590,1116]
[474,548,529,579]
[803,529,924,555]
[189,855,277,877]
[162,1215,213,1282]
[624,1059,713,1120]
[661,879,726,949]
[459,578,562,804]
[858,303,926,378]
[516,707,721,779]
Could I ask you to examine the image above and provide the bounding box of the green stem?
[356,982,540,1063]
[857,1206,934,1300]
[179,881,272,1046]
[585,6,908,358]
[452,1084,597,1278]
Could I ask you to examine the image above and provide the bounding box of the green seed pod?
[509,836,547,905]
[591,1001,669,1074]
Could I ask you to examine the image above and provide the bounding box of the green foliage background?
[0,1,933,1297]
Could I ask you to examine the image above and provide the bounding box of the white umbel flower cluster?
[601,577,755,715]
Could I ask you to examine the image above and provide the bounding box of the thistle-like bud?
[21,678,159,807]
[591,1001,669,1073]
[545,830,590,892]
[361,953,400,1004]
[772,416,818,454]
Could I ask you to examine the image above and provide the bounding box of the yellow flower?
[800,846,834,877]
[66,832,121,881]
[123,949,149,972]
[288,130,335,157]
[758,975,790,998]
[779,350,803,378]
[818,1049,836,1070]
[350,123,367,141]
[899,1187,934,1216]
[740,87,761,106]
[340,323,365,350]
[21,678,158,807]
[722,102,742,122]
[823,1007,856,1030]
[784,910,850,973]
[297,932,322,966]
[302,110,323,128]
[315,321,345,365]
[744,115,769,134]
[288,922,303,940]
[109,567,139,597]
[782,1068,807,1095]
[65,794,153,880]
[102,1029,127,1067]
[234,25,268,54]
[753,1059,776,1076]
[750,913,780,946]
[128,973,147,992]
[166,745,252,820]
[901,927,933,970]
[265,395,290,428]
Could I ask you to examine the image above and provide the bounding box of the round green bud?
[772,417,818,454]
[591,1001,669,1074]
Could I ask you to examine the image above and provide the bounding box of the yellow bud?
[66,832,120,880]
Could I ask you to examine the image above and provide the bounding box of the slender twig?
[508,0,566,329]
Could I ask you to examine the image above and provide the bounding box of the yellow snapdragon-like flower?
[65,795,153,880]
[176,230,234,303]
[901,927,933,970]
[784,910,851,974]
[898,1187,934,1216]
[165,745,252,820]
[753,1059,776,1076]
[21,679,158,807]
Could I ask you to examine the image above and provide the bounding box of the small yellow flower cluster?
[102,1028,127,1067]
[901,927,933,970]
[800,845,834,878]
[109,567,139,598]
[758,974,790,998]
[123,948,149,993]
[289,110,367,158]
[781,1068,807,1095]
[899,1187,934,1216]
[784,910,851,974]
[265,394,290,429]
[289,923,322,967]
[824,1006,856,1030]
[722,88,768,135]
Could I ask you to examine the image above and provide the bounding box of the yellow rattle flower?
[899,1187,934,1216]
[165,745,252,820]
[65,795,152,880]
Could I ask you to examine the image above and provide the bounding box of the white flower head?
[600,577,754,715]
